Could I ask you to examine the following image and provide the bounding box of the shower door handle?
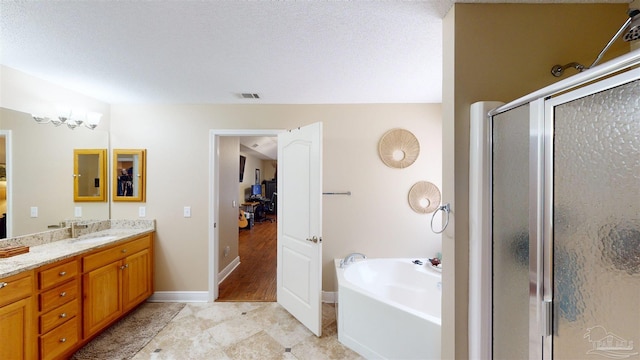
[542,300,553,337]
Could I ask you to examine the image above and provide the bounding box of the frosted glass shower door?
[550,77,640,359]
[491,104,531,359]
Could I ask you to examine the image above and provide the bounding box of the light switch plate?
[139,206,146,217]
[30,206,38,218]
[184,206,191,218]
[74,206,82,217]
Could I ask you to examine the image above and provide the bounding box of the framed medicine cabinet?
[73,149,108,202]
[113,149,146,202]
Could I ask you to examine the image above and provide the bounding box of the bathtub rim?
[334,257,442,326]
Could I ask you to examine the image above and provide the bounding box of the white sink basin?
[72,235,118,244]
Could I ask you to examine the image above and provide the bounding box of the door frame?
[208,129,284,302]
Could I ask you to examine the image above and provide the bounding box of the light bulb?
[32,114,51,124]
[71,108,86,126]
[55,105,71,126]
[85,112,102,130]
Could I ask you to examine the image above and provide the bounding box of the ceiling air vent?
[240,93,260,99]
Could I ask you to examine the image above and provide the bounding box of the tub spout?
[340,253,367,268]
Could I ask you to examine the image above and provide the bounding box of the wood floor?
[217,214,277,302]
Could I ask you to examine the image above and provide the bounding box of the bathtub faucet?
[340,253,367,268]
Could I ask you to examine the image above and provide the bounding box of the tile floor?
[132,302,364,360]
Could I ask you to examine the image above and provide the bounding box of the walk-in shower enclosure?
[469,49,640,359]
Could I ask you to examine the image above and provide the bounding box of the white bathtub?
[335,258,441,360]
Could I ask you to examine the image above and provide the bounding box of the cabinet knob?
[59,338,66,343]
[0,282,7,289]
[120,264,129,270]
[59,313,67,319]
[60,291,67,297]
[122,249,127,253]
[59,271,67,276]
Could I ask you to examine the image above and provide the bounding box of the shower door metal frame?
[530,98,547,360]
[540,65,640,359]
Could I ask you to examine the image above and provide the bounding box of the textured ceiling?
[0,0,629,105]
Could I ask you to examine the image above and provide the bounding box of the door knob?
[306,236,322,243]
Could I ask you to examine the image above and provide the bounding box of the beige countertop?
[0,220,155,279]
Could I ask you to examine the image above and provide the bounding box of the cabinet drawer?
[39,260,78,290]
[40,316,79,360]
[83,235,151,272]
[0,271,33,307]
[40,298,79,334]
[39,278,77,312]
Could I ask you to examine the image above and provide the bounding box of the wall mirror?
[1,108,110,238]
[73,149,107,202]
[113,149,146,202]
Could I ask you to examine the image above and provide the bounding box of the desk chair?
[254,199,273,223]
[266,193,277,218]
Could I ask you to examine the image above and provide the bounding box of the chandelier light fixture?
[32,105,102,130]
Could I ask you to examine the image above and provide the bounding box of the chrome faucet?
[71,222,88,238]
[340,252,367,268]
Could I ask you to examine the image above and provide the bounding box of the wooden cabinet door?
[82,261,122,338]
[122,249,151,312]
[0,297,34,360]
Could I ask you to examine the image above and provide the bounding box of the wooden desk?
[241,202,260,214]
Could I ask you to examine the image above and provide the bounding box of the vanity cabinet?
[0,270,36,360]
[36,258,81,360]
[82,233,153,338]
[0,231,153,359]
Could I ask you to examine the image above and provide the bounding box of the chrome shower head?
[586,8,640,69]
[623,9,640,42]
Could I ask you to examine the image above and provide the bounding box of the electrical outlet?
[232,200,237,208]
[224,246,230,257]
[139,206,146,217]
[183,206,191,218]
[30,206,38,218]
[74,206,82,217]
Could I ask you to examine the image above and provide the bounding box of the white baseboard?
[218,256,240,285]
[149,277,335,305]
[322,291,337,303]
[148,291,209,303]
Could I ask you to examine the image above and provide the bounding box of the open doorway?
[208,129,282,302]
[218,136,278,302]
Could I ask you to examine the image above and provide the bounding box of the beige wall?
[219,136,240,272]
[442,4,629,359]
[239,150,263,200]
[109,103,442,292]
[3,68,439,293]
[261,159,277,182]
[0,66,111,122]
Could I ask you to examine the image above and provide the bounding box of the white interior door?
[277,122,323,336]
